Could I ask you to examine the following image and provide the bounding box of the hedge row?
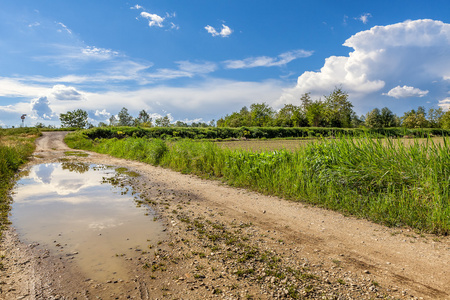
[81,126,450,140]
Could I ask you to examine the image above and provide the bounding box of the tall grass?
[0,130,38,235]
[66,132,450,234]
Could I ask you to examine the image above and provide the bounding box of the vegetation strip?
[0,128,40,238]
[66,131,450,235]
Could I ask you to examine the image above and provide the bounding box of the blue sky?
[1,0,450,127]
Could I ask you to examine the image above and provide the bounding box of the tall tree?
[136,109,152,127]
[117,107,134,126]
[323,87,354,128]
[365,108,382,128]
[154,115,171,127]
[380,107,398,127]
[59,109,89,128]
[305,100,326,127]
[275,104,306,127]
[401,107,428,128]
[250,102,274,127]
[427,107,444,128]
[109,115,118,126]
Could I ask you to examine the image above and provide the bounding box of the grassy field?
[0,128,40,237]
[216,137,449,152]
[66,132,450,235]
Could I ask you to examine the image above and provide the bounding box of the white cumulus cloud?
[384,85,429,98]
[51,85,84,101]
[278,19,450,113]
[205,24,233,37]
[438,98,450,111]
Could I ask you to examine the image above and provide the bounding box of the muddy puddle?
[10,162,165,283]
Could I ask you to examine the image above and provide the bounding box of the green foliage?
[59,109,89,128]
[68,130,450,234]
[117,107,134,126]
[401,107,428,128]
[323,87,353,127]
[0,132,37,235]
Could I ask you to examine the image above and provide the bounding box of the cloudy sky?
[1,0,450,127]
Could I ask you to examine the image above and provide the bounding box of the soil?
[1,131,449,300]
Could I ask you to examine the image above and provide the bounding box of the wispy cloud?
[28,22,40,28]
[357,13,372,24]
[223,49,313,69]
[57,22,72,34]
[205,24,233,37]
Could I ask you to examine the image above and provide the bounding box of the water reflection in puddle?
[11,162,165,282]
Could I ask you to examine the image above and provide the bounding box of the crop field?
[66,131,450,235]
[216,137,449,152]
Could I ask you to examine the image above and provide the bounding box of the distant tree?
[250,102,275,127]
[60,109,89,128]
[365,108,383,128]
[275,104,306,127]
[109,115,118,126]
[300,93,313,113]
[350,112,364,128]
[117,107,134,126]
[401,107,428,128]
[305,100,326,127]
[98,122,108,127]
[380,107,398,127]
[136,110,152,127]
[440,110,450,129]
[323,87,354,128]
[35,122,46,129]
[427,107,444,128]
[217,106,251,127]
[154,115,171,127]
[174,121,188,127]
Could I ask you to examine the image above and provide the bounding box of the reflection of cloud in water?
[15,163,121,204]
[33,163,56,184]
[89,220,124,230]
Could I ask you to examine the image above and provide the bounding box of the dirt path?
[1,132,449,299]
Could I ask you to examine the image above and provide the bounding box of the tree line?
[58,87,450,129]
[217,87,450,129]
[59,107,214,129]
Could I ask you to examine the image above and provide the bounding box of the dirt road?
[1,132,449,299]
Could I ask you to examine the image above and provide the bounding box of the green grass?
[0,129,39,237]
[65,132,450,234]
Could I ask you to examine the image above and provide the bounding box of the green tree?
[365,108,382,128]
[136,110,152,127]
[154,115,171,127]
[427,107,444,128]
[440,110,450,129]
[275,104,306,127]
[305,100,326,127]
[117,107,134,126]
[250,102,274,127]
[380,107,398,127]
[323,87,354,127]
[59,109,89,128]
[401,107,428,128]
[108,115,117,126]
